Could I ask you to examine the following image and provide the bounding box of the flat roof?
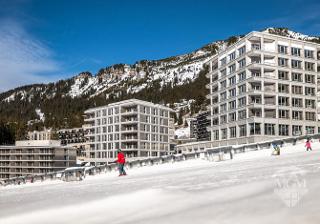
[84,98,174,113]
[216,30,320,57]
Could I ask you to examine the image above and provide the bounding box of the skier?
[271,143,280,156]
[305,139,312,151]
[117,149,127,176]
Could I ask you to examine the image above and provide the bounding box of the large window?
[238,110,247,120]
[230,127,237,138]
[229,51,236,61]
[278,96,289,106]
[279,124,289,136]
[220,57,227,66]
[305,62,314,71]
[238,72,246,81]
[229,76,236,86]
[213,130,219,140]
[305,74,315,84]
[278,45,288,54]
[292,73,302,82]
[279,110,289,119]
[221,129,227,139]
[278,71,289,80]
[305,87,315,96]
[238,58,246,68]
[238,97,246,107]
[238,84,246,94]
[291,86,303,95]
[229,88,236,98]
[291,60,302,69]
[249,123,261,135]
[292,98,303,107]
[229,112,236,122]
[238,46,246,56]
[304,50,314,59]
[229,100,236,110]
[291,47,301,56]
[220,115,227,124]
[229,64,236,74]
[239,125,247,137]
[292,125,302,136]
[264,123,275,135]
[292,111,303,120]
[306,126,315,135]
[278,58,288,67]
[306,112,316,121]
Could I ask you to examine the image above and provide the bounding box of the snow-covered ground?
[1,141,320,224]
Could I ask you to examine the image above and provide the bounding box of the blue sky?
[0,0,320,92]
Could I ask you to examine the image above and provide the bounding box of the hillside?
[0,27,319,139]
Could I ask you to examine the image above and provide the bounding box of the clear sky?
[0,0,320,92]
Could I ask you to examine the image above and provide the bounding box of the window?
[213,130,219,140]
[264,123,275,135]
[229,51,236,61]
[238,97,246,107]
[279,110,289,119]
[306,112,315,121]
[278,84,289,93]
[278,97,289,106]
[278,45,288,54]
[238,84,246,94]
[220,92,227,101]
[239,125,247,137]
[292,125,302,136]
[229,76,236,86]
[220,57,227,66]
[221,129,227,139]
[220,115,227,124]
[220,80,227,88]
[306,126,315,134]
[229,64,236,74]
[278,71,289,80]
[238,110,246,119]
[229,88,236,98]
[291,86,303,95]
[292,111,303,120]
[220,103,227,112]
[291,47,301,56]
[292,73,302,82]
[249,123,261,135]
[304,50,314,59]
[230,127,237,138]
[220,69,227,77]
[238,58,246,68]
[305,62,314,71]
[292,98,303,107]
[229,112,236,122]
[305,99,315,109]
[305,87,315,96]
[305,74,315,84]
[278,58,288,67]
[279,124,289,136]
[238,46,246,56]
[291,60,302,69]
[238,72,246,81]
[229,100,236,110]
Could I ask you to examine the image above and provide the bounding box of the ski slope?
[1,141,320,224]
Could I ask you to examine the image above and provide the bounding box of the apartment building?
[207,31,320,146]
[0,140,76,180]
[83,99,174,163]
[190,111,211,141]
[28,128,53,141]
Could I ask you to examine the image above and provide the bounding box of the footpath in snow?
[1,140,320,224]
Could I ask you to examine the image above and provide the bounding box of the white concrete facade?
[207,31,320,146]
[83,99,174,163]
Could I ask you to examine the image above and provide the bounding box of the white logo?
[273,166,308,207]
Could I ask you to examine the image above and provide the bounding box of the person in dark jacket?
[117,149,126,176]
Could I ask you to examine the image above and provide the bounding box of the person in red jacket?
[117,149,127,176]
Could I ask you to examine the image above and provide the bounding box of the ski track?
[1,142,320,224]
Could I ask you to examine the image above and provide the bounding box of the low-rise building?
[0,140,76,180]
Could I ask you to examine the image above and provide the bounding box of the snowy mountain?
[0,27,319,135]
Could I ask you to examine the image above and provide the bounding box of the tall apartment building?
[0,140,76,180]
[83,99,174,163]
[207,31,320,146]
[190,112,211,141]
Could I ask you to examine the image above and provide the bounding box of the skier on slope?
[305,138,312,151]
[117,149,127,176]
